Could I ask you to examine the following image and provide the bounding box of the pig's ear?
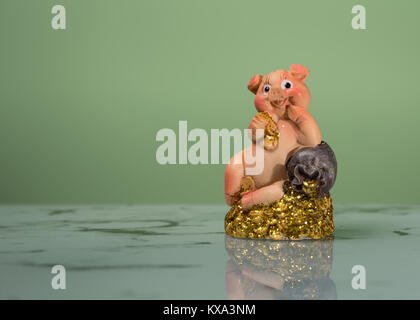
[247,74,263,94]
[290,64,310,82]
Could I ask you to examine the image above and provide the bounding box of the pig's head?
[247,64,311,119]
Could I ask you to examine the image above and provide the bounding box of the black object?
[286,141,337,197]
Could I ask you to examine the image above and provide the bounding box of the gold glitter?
[225,181,334,240]
[255,112,280,150]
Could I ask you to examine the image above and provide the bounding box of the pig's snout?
[268,88,288,106]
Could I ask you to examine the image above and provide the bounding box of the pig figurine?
[224,64,337,240]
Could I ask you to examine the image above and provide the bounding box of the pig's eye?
[281,80,293,90]
[263,84,271,94]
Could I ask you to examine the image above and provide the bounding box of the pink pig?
[225,64,324,209]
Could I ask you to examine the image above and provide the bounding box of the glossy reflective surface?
[0,204,419,299]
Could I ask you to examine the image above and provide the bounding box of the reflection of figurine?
[225,236,336,300]
[224,65,337,240]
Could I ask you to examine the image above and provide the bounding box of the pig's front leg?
[287,104,322,147]
[225,151,258,206]
[240,180,285,209]
[225,153,245,206]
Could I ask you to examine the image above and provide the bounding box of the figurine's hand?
[248,114,267,131]
[286,104,321,147]
[286,104,308,124]
[248,114,266,145]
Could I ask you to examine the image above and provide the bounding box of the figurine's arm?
[287,104,321,147]
[240,180,285,209]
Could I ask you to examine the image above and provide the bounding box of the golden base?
[224,184,334,240]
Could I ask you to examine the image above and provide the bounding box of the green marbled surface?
[0,204,419,299]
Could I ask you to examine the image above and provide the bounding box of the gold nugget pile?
[224,180,334,240]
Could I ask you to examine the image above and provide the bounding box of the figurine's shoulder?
[277,119,299,135]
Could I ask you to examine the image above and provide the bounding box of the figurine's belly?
[242,121,300,188]
[244,140,294,189]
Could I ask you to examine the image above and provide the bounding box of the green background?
[0,0,419,205]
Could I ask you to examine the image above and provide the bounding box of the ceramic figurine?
[224,64,337,240]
